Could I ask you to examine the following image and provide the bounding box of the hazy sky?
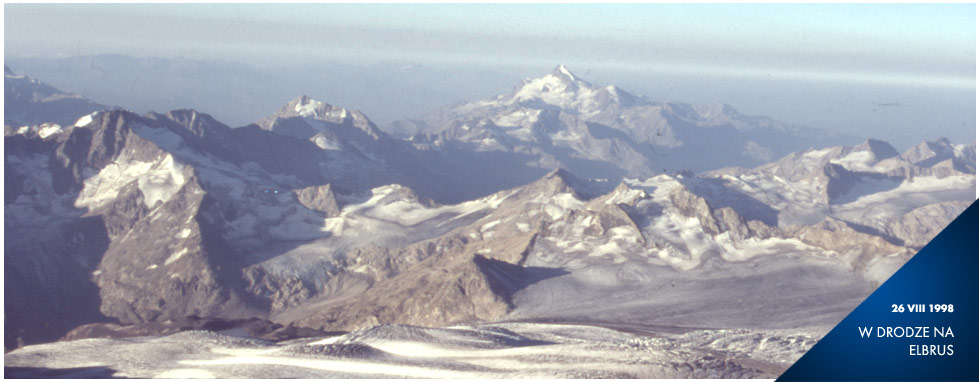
[4,3,976,148]
[6,4,975,87]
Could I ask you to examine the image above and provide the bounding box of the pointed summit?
[856,138,899,161]
[551,64,577,82]
[521,168,581,198]
[545,167,576,181]
[505,65,591,107]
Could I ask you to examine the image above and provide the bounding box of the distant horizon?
[6,4,974,85]
[5,53,974,152]
[4,3,975,151]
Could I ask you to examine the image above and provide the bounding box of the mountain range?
[394,65,857,176]
[4,65,975,377]
[4,65,111,128]
[3,55,521,127]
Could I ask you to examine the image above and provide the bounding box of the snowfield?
[4,322,819,378]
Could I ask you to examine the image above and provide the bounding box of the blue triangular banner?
[778,199,978,381]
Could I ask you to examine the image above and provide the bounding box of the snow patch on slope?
[312,134,341,150]
[37,124,64,139]
[74,112,98,127]
[137,154,188,208]
[279,184,525,283]
[165,248,189,265]
[75,153,187,210]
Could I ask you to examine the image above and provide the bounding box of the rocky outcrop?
[669,185,774,241]
[95,176,260,324]
[5,110,266,348]
[821,163,903,204]
[272,220,542,331]
[293,252,512,331]
[886,201,972,248]
[295,183,341,217]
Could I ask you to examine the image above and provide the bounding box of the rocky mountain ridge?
[392,65,859,177]
[4,68,975,352]
[4,67,112,128]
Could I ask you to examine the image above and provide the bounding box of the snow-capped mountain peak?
[504,65,619,112]
[257,95,385,142]
[394,65,858,176]
[495,65,653,117]
[281,95,352,121]
[512,75,575,103]
[551,64,578,82]
[293,95,328,117]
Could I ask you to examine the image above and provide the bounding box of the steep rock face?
[669,185,774,241]
[146,109,241,161]
[290,249,515,331]
[785,218,910,264]
[821,163,903,205]
[4,112,158,348]
[3,216,111,350]
[36,111,266,324]
[902,137,976,171]
[295,183,341,217]
[94,175,261,323]
[4,110,269,347]
[672,186,745,239]
[55,111,163,195]
[886,201,973,248]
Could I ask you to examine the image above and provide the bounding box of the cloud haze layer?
[5,3,976,149]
